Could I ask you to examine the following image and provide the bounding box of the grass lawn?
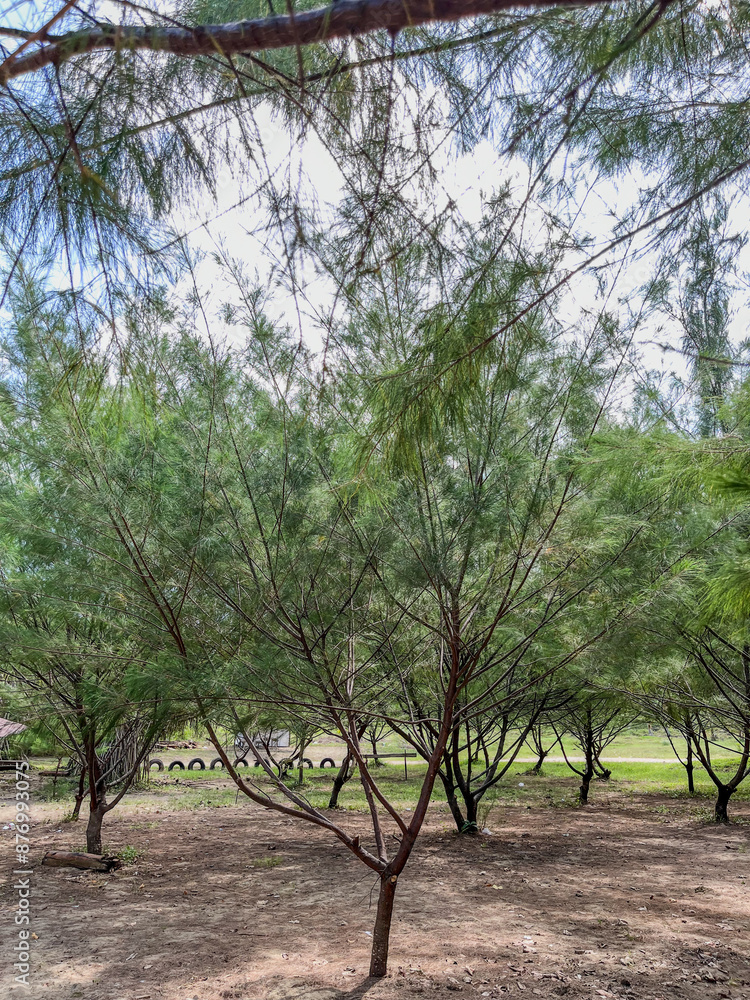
[31,754,750,830]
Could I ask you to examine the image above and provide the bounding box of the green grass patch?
[251,855,283,868]
[25,753,750,824]
[115,845,143,864]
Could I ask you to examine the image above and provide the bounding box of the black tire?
[148,758,164,772]
[320,757,336,768]
[188,757,205,770]
[302,758,313,768]
[233,757,248,767]
[168,760,185,771]
[210,758,224,770]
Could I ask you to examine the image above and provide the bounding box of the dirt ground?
[2,789,750,1000]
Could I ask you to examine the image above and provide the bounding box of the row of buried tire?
[148,756,338,772]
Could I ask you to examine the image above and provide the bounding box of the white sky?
[173,107,700,393]
[5,0,750,413]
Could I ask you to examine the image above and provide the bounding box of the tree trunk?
[295,734,311,787]
[714,785,732,824]
[579,724,594,804]
[369,874,398,977]
[593,753,611,780]
[579,767,593,805]
[445,790,466,832]
[686,743,695,794]
[72,768,86,821]
[438,771,468,832]
[481,741,489,770]
[328,756,354,809]
[86,803,106,854]
[532,749,548,774]
[460,794,478,833]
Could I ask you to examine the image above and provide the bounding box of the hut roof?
[0,718,27,739]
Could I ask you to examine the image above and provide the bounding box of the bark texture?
[86,803,106,854]
[369,874,398,977]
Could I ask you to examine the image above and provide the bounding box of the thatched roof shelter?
[0,717,26,740]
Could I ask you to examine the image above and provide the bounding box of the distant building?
[260,730,290,748]
[235,729,290,753]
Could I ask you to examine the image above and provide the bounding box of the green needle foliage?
[4,0,750,353]
[6,0,750,964]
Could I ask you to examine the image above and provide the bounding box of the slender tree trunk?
[480,735,490,771]
[328,756,354,809]
[532,749,548,774]
[593,749,611,779]
[447,795,465,831]
[686,742,695,794]
[369,874,398,978]
[84,733,107,852]
[579,720,594,804]
[446,791,466,831]
[86,802,106,853]
[438,772,465,831]
[714,785,732,824]
[579,738,594,805]
[72,768,86,821]
[461,794,479,833]
[579,770,593,804]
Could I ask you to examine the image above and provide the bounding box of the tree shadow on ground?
[264,977,385,1000]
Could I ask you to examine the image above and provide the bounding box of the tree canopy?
[4,0,750,978]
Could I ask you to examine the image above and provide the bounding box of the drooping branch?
[0,0,626,85]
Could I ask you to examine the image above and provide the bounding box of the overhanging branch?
[1,0,623,85]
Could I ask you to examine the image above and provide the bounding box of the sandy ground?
[1,789,749,1000]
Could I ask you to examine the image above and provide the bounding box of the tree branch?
[1,0,624,85]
